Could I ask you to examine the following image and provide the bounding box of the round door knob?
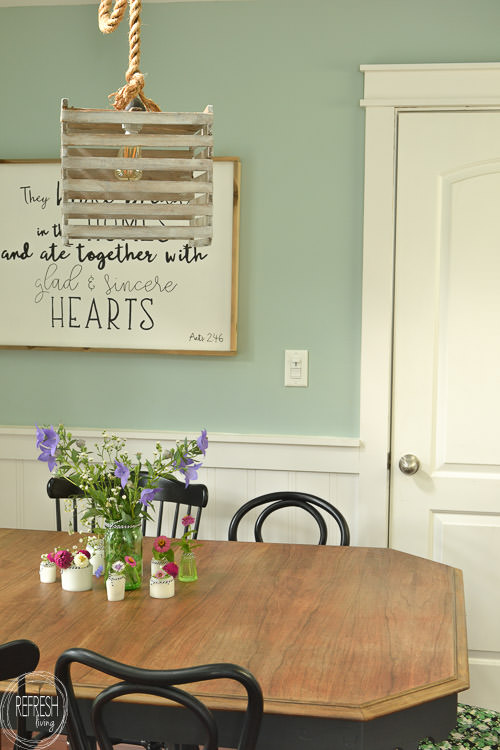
[398,454,420,475]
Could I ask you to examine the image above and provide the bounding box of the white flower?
[73,552,90,568]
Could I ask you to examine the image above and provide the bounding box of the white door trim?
[359,63,500,548]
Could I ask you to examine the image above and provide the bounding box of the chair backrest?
[228,491,350,546]
[46,476,208,537]
[0,639,40,748]
[46,476,83,532]
[54,648,263,750]
[140,476,209,537]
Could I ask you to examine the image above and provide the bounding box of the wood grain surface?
[0,529,469,720]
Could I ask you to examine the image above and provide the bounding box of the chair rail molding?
[359,62,500,548]
[0,426,360,545]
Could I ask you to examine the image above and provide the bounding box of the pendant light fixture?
[60,0,213,246]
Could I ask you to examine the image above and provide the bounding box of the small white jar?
[151,559,165,577]
[87,538,105,575]
[106,574,125,601]
[61,564,93,592]
[149,575,175,599]
[39,561,57,583]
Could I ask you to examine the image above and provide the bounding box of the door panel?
[391,111,500,710]
[439,167,500,465]
[432,513,500,649]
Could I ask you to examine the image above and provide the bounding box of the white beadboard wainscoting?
[0,427,361,545]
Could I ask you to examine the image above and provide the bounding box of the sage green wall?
[1,0,500,437]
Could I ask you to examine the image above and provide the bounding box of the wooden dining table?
[0,528,469,750]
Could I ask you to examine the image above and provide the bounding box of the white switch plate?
[284,349,308,387]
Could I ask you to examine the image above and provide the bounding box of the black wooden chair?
[228,491,350,546]
[139,476,209,538]
[46,476,82,531]
[0,639,42,750]
[54,648,263,750]
[46,476,208,537]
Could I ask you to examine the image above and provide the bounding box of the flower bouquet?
[86,534,105,574]
[106,558,137,601]
[47,545,93,592]
[36,424,208,590]
[150,556,179,599]
[39,552,57,583]
[52,548,91,570]
[151,535,175,576]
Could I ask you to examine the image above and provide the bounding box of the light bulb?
[115,124,143,181]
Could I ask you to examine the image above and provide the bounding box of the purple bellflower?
[179,457,202,487]
[196,429,208,456]
[114,460,130,489]
[139,487,162,507]
[36,424,60,472]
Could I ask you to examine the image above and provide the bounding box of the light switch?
[284,349,308,387]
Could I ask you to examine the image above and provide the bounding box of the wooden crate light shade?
[60,98,213,246]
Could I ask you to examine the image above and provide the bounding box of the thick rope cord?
[98,0,160,111]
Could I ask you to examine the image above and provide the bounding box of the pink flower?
[181,515,195,527]
[47,552,55,563]
[124,555,137,567]
[153,536,171,554]
[154,569,167,579]
[54,549,73,569]
[163,562,179,579]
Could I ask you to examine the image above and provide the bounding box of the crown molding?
[0,0,244,6]
[361,62,500,107]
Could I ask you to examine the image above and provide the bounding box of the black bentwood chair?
[228,491,350,546]
[0,639,43,750]
[139,476,209,538]
[54,648,264,750]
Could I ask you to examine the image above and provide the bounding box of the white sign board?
[0,158,239,354]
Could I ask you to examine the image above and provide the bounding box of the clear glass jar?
[104,522,143,590]
[178,551,197,582]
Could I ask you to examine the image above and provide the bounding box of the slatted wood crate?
[60,98,213,246]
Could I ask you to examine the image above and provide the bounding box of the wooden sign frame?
[0,157,239,355]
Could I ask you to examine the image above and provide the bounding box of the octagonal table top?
[0,529,468,721]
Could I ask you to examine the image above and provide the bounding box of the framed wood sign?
[0,157,239,354]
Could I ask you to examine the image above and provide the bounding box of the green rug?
[419,704,500,750]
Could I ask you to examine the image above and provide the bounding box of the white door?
[391,110,500,711]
